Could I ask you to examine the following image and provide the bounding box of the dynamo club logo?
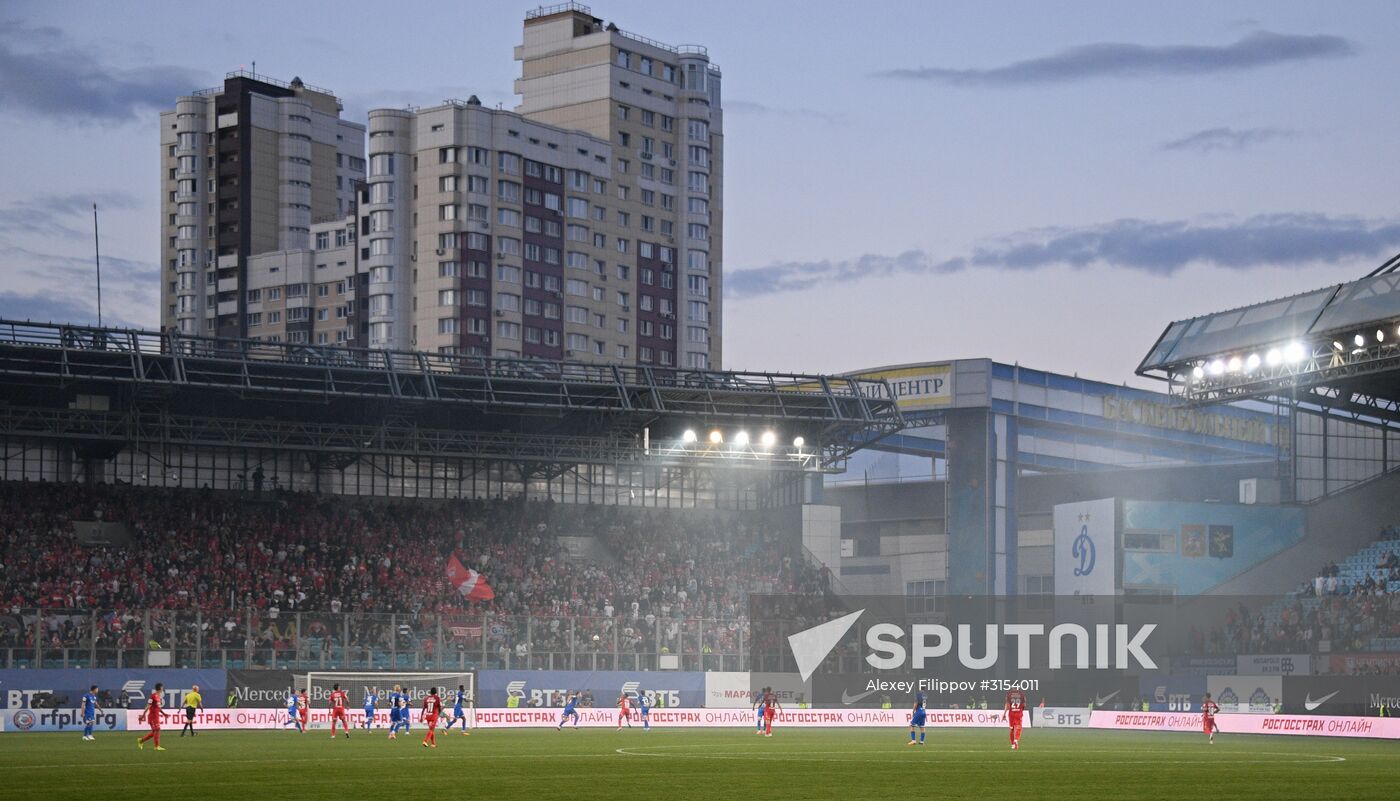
[1072,523,1096,577]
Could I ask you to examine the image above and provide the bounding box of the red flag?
[445,554,495,601]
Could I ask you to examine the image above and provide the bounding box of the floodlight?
[1284,342,1305,363]
[792,436,805,448]
[734,431,750,447]
[1208,360,1225,376]
[1244,354,1261,372]
[1265,349,1282,367]
[1191,365,1205,380]
[760,431,776,447]
[1226,357,1242,373]
[1354,334,1366,348]
[708,430,723,444]
[682,429,697,443]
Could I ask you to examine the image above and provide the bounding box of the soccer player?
[283,689,302,732]
[557,692,580,730]
[421,688,443,748]
[753,687,767,735]
[137,682,165,751]
[387,685,402,739]
[443,685,470,735]
[616,691,633,730]
[1004,688,1027,750]
[908,691,927,746]
[638,689,651,732]
[1202,693,1221,744]
[763,687,780,737]
[363,686,379,731]
[179,684,203,737]
[80,684,101,741]
[396,688,412,735]
[298,689,310,733]
[328,683,351,738]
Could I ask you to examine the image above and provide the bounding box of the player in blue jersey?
[81,684,101,741]
[908,691,927,746]
[387,685,404,739]
[388,685,401,738]
[638,689,651,732]
[283,690,302,732]
[443,684,471,735]
[754,687,767,735]
[397,688,412,735]
[557,692,580,730]
[363,687,379,730]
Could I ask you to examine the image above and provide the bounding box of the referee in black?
[180,684,204,737]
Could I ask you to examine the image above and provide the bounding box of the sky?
[2,0,1399,387]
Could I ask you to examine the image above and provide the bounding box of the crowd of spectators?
[1188,525,1400,673]
[1301,525,1400,598]
[0,480,827,664]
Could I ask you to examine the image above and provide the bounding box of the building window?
[369,154,394,176]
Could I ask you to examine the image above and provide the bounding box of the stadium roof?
[1137,255,1400,424]
[0,319,903,472]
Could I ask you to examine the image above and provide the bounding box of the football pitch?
[1,727,1397,801]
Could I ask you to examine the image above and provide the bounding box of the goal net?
[302,671,475,729]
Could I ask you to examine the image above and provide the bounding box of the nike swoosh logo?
[841,688,878,705]
[1304,690,1339,711]
[1094,690,1120,706]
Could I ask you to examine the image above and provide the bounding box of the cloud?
[725,100,840,123]
[726,214,1400,299]
[0,240,160,330]
[0,192,142,238]
[875,31,1356,86]
[0,19,208,123]
[0,291,111,327]
[1159,126,1296,153]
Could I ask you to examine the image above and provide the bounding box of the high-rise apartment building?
[159,72,365,338]
[159,6,722,369]
[515,3,724,369]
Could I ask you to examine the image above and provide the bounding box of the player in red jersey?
[298,689,310,733]
[328,683,351,739]
[137,682,166,751]
[421,688,443,748]
[616,692,633,730]
[1004,688,1027,750]
[762,688,781,737]
[1201,693,1221,744]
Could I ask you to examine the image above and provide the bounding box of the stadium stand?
[0,480,825,671]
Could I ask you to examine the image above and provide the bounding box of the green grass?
[1,726,1397,801]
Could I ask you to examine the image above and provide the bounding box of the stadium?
[3,4,1400,801]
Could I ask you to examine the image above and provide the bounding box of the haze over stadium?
[1,2,1399,801]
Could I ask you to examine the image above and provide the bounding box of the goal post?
[302,671,476,729]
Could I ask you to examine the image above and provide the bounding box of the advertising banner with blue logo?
[0,669,225,732]
[1053,498,1116,596]
[479,670,705,708]
[1138,674,1205,712]
[1208,675,1281,713]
